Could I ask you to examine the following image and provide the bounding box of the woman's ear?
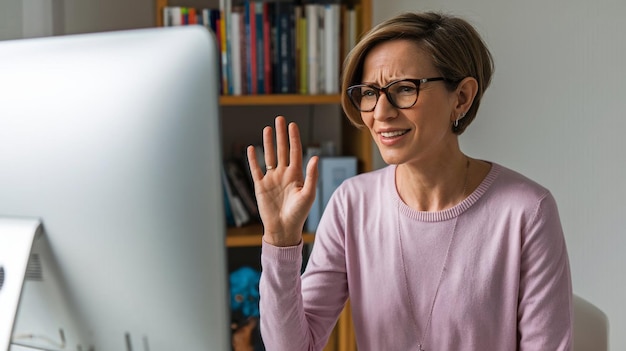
[453,77,478,117]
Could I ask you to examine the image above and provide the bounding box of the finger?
[275,116,289,168]
[247,145,264,182]
[302,155,319,200]
[262,125,276,171]
[288,122,303,171]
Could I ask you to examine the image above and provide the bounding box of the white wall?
[0,0,64,40]
[373,0,626,349]
[0,0,152,40]
[0,0,23,40]
[21,0,65,38]
[62,0,153,35]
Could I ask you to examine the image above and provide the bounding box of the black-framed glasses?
[346,77,446,112]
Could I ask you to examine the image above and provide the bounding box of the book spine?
[287,4,297,93]
[240,10,249,95]
[211,9,220,34]
[181,7,189,25]
[222,169,250,227]
[276,3,290,93]
[215,17,224,93]
[230,10,243,95]
[224,159,259,221]
[342,5,358,59]
[222,177,236,227]
[245,0,257,95]
[262,1,272,94]
[271,2,280,94]
[298,9,308,94]
[317,5,325,93]
[202,8,210,29]
[219,0,230,95]
[188,7,197,24]
[171,7,182,26]
[305,4,319,95]
[269,0,304,94]
[223,0,235,95]
[255,1,265,94]
[163,7,172,26]
[323,4,340,94]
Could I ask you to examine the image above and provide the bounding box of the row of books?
[222,158,259,227]
[162,0,363,95]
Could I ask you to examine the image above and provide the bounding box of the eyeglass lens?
[349,80,419,112]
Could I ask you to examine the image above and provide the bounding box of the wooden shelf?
[220,94,341,106]
[227,224,315,247]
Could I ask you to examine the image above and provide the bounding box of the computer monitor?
[0,25,229,351]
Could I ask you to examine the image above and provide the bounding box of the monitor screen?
[0,26,229,351]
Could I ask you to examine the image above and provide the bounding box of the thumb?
[302,155,319,201]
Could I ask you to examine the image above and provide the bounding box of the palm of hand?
[247,117,319,247]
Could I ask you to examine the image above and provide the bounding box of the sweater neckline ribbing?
[391,162,501,222]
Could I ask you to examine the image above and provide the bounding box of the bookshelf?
[155,1,371,350]
[220,93,341,105]
[227,224,316,247]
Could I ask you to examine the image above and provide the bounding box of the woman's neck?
[395,154,471,212]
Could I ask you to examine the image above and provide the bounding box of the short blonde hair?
[341,12,494,134]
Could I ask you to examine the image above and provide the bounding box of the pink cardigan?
[260,163,573,350]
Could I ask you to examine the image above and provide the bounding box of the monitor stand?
[0,218,41,351]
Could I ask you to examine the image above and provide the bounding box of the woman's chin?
[379,153,404,166]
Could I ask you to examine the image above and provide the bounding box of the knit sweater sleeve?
[518,191,573,350]
[259,186,350,351]
[259,241,312,350]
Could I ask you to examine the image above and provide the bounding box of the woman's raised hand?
[247,116,319,247]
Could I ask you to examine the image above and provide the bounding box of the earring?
[454,112,466,128]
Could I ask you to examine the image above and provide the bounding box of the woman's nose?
[372,92,398,121]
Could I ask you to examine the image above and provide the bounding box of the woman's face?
[360,39,459,166]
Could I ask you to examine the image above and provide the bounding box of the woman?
[247,12,572,351]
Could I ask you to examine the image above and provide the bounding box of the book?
[305,3,319,95]
[254,1,265,94]
[181,7,189,24]
[163,7,173,26]
[244,0,257,94]
[318,5,325,93]
[262,1,273,94]
[296,8,306,94]
[224,158,260,222]
[202,8,210,28]
[219,0,232,95]
[269,1,279,94]
[171,7,182,26]
[222,168,251,227]
[222,178,236,226]
[188,7,197,24]
[323,3,340,94]
[210,8,221,33]
[305,156,357,232]
[230,6,244,95]
[275,1,294,93]
[342,4,358,60]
